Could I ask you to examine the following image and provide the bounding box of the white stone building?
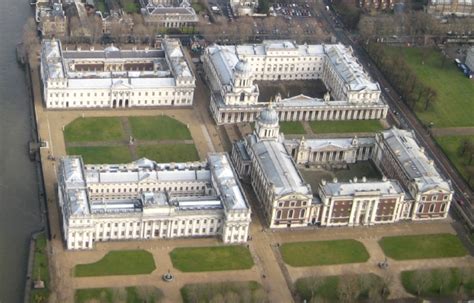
[232,105,452,229]
[203,40,388,125]
[58,153,251,250]
[372,128,453,220]
[140,0,199,28]
[40,38,195,109]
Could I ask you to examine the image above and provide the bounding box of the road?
[319,0,473,230]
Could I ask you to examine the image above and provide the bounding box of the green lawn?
[191,2,204,13]
[401,267,474,298]
[67,146,132,164]
[120,0,140,13]
[379,234,468,260]
[181,281,265,303]
[309,120,385,134]
[64,117,124,142]
[30,233,51,303]
[390,47,474,128]
[129,116,192,141]
[295,273,387,302]
[170,246,254,272]
[75,250,156,277]
[75,286,164,303]
[279,121,306,134]
[137,144,199,163]
[436,135,474,188]
[280,239,370,267]
[94,0,106,13]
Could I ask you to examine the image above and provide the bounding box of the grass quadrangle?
[280,239,370,267]
[170,246,254,272]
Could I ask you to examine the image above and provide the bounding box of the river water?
[0,0,44,302]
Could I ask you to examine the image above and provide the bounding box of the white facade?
[140,0,198,28]
[58,154,251,250]
[203,40,388,125]
[40,38,195,109]
[231,106,452,229]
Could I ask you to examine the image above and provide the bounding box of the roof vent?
[333,177,338,183]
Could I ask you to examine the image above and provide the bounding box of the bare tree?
[337,274,361,303]
[423,87,437,111]
[412,270,432,296]
[436,268,452,294]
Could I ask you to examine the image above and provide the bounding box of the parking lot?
[271,2,312,18]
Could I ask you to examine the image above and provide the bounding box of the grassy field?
[280,239,370,267]
[137,144,199,163]
[75,250,156,277]
[129,116,192,141]
[279,121,306,134]
[379,234,467,260]
[389,47,474,128]
[181,281,265,303]
[120,0,140,13]
[170,246,254,272]
[67,146,132,164]
[401,267,474,298]
[75,286,164,303]
[64,117,124,142]
[309,120,385,134]
[436,135,474,188]
[295,273,387,302]
[30,233,51,303]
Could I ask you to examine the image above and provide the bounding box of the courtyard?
[299,161,382,190]
[256,79,327,103]
[64,116,199,164]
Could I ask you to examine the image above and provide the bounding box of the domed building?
[255,103,280,140]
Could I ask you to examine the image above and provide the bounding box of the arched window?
[276,210,282,219]
[440,203,447,212]
[288,210,294,219]
[418,204,424,213]
[429,204,436,213]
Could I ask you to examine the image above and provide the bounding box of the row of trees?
[459,139,474,186]
[183,282,266,303]
[198,16,329,44]
[298,273,392,303]
[366,42,438,112]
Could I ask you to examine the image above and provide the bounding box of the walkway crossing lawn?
[379,234,468,260]
[279,121,306,134]
[401,267,474,298]
[435,135,474,188]
[295,273,386,302]
[137,144,199,163]
[181,281,264,303]
[389,47,474,128]
[67,146,132,164]
[280,239,370,267]
[309,120,385,134]
[129,116,192,141]
[75,250,156,277]
[170,246,254,272]
[75,286,164,303]
[64,117,124,142]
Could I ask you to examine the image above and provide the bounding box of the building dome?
[235,60,252,76]
[258,104,279,125]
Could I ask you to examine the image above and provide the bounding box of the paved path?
[432,127,474,137]
[28,54,474,303]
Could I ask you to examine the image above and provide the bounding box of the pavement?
[28,49,474,303]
